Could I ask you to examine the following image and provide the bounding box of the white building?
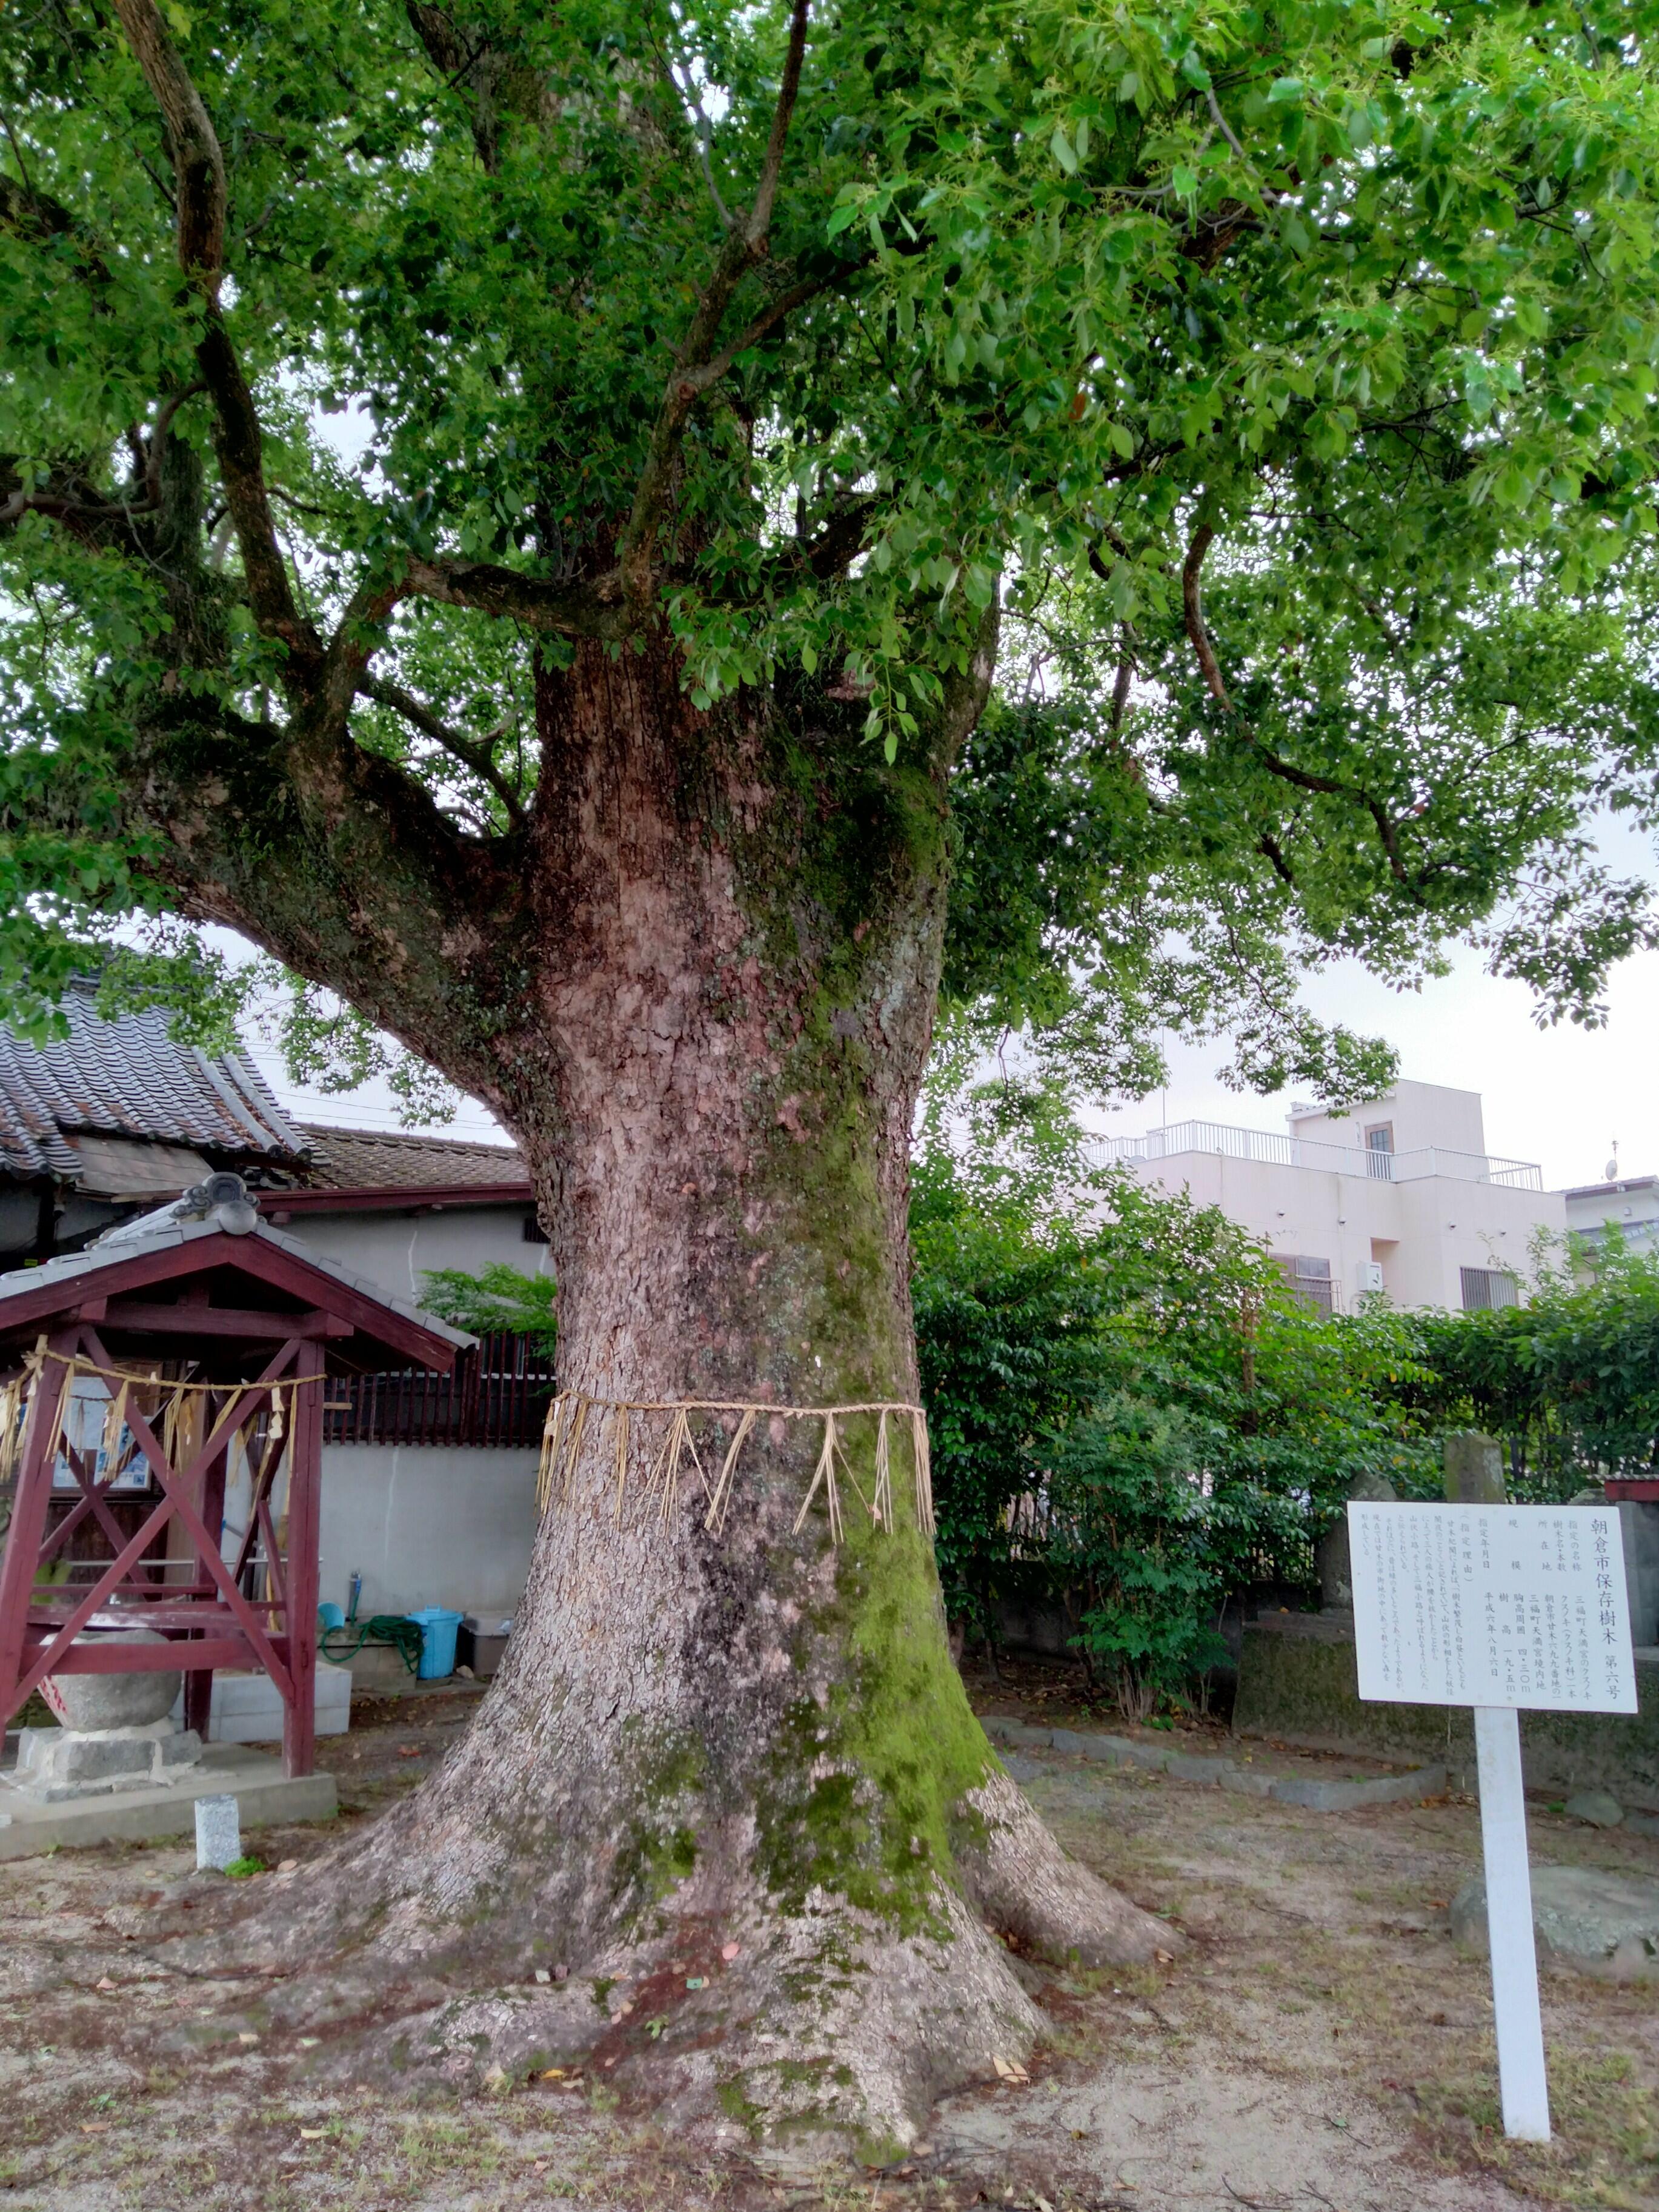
[1089,1080,1565,1315]
[1562,1172,1659,1260]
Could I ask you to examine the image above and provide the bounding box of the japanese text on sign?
[1348,1503,1636,1714]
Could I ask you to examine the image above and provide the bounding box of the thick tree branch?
[619,0,813,605]
[114,0,319,673]
[110,0,225,289]
[365,678,527,827]
[402,556,630,639]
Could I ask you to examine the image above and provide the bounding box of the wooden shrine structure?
[0,1174,468,1776]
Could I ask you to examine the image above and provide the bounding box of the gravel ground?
[0,1666,1654,2211]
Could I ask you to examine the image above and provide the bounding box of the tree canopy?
[1,0,1657,1103]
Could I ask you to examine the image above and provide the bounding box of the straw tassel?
[560,1395,590,1506]
[526,1389,930,1550]
[612,1404,630,1527]
[794,1412,845,1544]
[705,1407,756,1535]
[911,1408,934,1534]
[536,1394,570,1512]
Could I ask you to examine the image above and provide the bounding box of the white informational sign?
[1348,1494,1641,2147]
[1349,1501,1636,1716]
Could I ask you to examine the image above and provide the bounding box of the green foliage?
[419,1264,557,1352]
[1411,1235,1659,1493]
[0,0,1656,1113]
[911,1077,1438,1690]
[917,1087,1659,1712]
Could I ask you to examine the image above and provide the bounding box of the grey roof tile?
[295,1122,528,1191]
[0,982,305,1183]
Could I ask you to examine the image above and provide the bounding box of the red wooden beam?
[91,1301,353,1340]
[26,1636,261,1673]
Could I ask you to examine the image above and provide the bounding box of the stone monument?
[12,1629,204,1802]
[1315,1469,1398,1612]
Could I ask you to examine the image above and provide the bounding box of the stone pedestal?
[15,1717,203,1802]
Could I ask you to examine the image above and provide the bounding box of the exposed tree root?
[141,1768,1170,2151]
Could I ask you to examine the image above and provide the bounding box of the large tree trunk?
[207,629,1168,2151]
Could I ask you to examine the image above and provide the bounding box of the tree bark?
[167,626,1171,2150]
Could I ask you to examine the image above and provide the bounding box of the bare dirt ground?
[1,1659,1656,2212]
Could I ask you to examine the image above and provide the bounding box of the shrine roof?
[0,1184,472,1369]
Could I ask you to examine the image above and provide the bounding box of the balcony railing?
[1085,1120,1543,1191]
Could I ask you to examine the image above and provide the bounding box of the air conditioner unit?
[1360,1260,1386,1295]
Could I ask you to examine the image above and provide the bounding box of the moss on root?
[757,1508,996,1936]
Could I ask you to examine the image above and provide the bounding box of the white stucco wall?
[279,1204,545,1303]
[317,1443,541,1624]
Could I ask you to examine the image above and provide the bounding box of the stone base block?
[0,1744,336,1859]
[14,1718,203,1801]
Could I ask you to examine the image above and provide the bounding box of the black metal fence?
[324,1332,555,1449]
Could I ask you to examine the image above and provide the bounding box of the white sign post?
[1348,1498,1637,2144]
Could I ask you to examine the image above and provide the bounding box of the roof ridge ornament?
[175,1171,258,1234]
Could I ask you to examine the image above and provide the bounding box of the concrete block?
[1163,1751,1228,1786]
[0,1747,335,1862]
[160,1729,204,1769]
[204,1662,351,1744]
[61,1735,152,1787]
[1049,1727,1125,1762]
[1217,1766,1278,1799]
[1269,1764,1443,1811]
[983,1718,1053,1750]
[196,1794,241,1871]
[1235,1612,1659,1810]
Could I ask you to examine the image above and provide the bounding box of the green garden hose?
[319,1614,424,1674]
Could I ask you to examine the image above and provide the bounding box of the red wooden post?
[0,1337,74,1725]
[184,1438,230,1738]
[281,1370,322,1779]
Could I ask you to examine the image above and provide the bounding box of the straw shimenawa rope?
[534,1392,934,1543]
[0,1345,323,1489]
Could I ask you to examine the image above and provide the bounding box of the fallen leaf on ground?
[95,1977,116,1992]
[541,2068,565,2079]
[277,1859,298,1874]
[238,2032,259,2045]
[720,1941,740,1961]
[80,2123,110,2136]
[298,2037,319,2048]
[299,2128,326,2141]
[397,1745,421,1758]
[991,2054,1029,2083]
[1155,1948,1174,1963]
[533,1968,551,1984]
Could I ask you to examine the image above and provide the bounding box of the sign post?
[1348,1447,1635,2144]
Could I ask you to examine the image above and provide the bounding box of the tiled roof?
[294,1123,530,1192]
[0,1187,473,1352]
[0,983,307,1183]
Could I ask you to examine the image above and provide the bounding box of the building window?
[1460,1266,1518,1312]
[1275,1255,1335,1317]
[1365,1124,1394,1180]
[522,1215,548,1244]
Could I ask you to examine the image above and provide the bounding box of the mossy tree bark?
[192,625,1168,2146]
